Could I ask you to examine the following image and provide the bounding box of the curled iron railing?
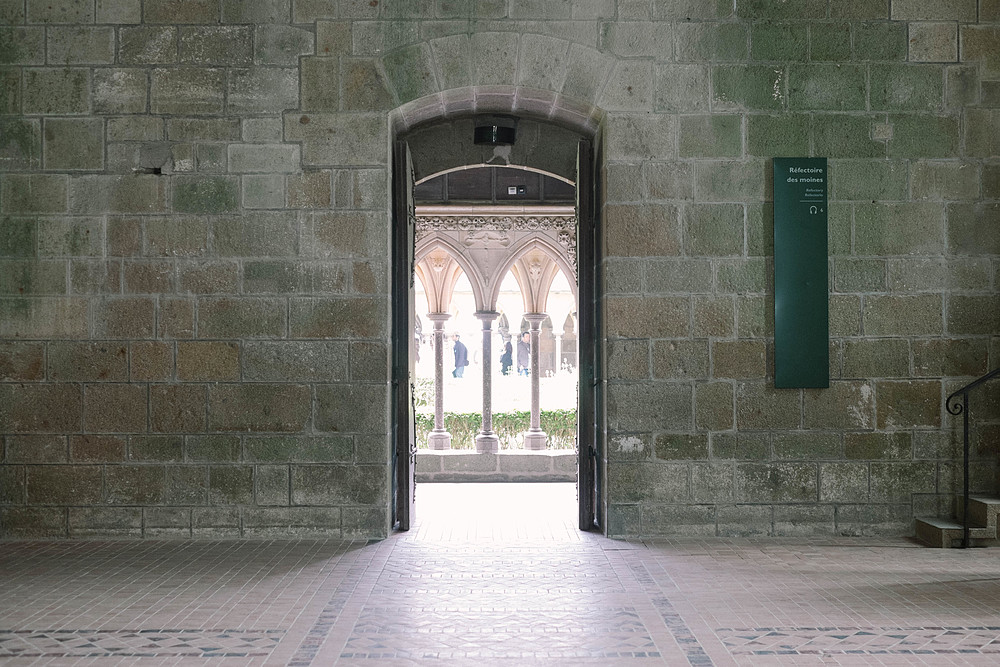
[946,368,1000,548]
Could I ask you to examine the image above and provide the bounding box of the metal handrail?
[946,367,1000,548]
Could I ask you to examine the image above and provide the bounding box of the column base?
[427,430,452,450]
[475,432,500,454]
[522,429,548,450]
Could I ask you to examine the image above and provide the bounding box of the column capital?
[524,312,547,327]
[474,310,500,324]
[427,312,451,326]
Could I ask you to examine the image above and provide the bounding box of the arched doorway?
[391,108,602,533]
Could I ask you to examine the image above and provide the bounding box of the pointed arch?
[487,234,577,312]
[415,234,488,311]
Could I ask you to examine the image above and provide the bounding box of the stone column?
[475,311,500,453]
[523,312,548,450]
[427,313,451,450]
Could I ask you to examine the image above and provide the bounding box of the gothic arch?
[488,235,577,313]
[414,235,487,311]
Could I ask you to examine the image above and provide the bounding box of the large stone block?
[653,65,709,113]
[870,461,936,502]
[227,67,298,114]
[7,434,68,463]
[842,338,909,378]
[70,175,167,214]
[830,160,907,201]
[908,22,958,63]
[0,297,89,339]
[862,295,944,336]
[208,383,310,432]
[151,68,224,115]
[246,435,353,463]
[683,203,743,256]
[773,432,841,460]
[947,295,1000,335]
[735,462,817,502]
[289,297,386,338]
[291,464,385,505]
[42,118,103,171]
[1,260,66,295]
[818,462,869,502]
[603,203,680,257]
[803,381,876,429]
[675,22,747,61]
[46,26,114,64]
[870,64,944,111]
[876,380,942,429]
[747,114,809,157]
[179,26,251,66]
[106,465,166,504]
[172,176,238,214]
[207,465,253,505]
[0,383,82,432]
[812,114,884,158]
[678,115,741,158]
[0,507,66,538]
[887,114,959,159]
[607,433,653,462]
[36,217,102,257]
[314,384,386,434]
[693,296,734,337]
[84,383,147,433]
[833,258,886,293]
[607,382,692,432]
[198,298,285,339]
[130,341,173,382]
[694,159,767,201]
[810,22,852,62]
[93,296,154,338]
[284,113,387,166]
[0,341,44,381]
[789,63,867,111]
[604,113,677,161]
[186,435,239,462]
[913,338,988,378]
[892,0,976,20]
[93,68,147,114]
[119,26,177,64]
[27,0,94,23]
[655,433,708,461]
[214,211,297,256]
[2,174,67,213]
[947,203,1000,256]
[646,258,713,294]
[713,340,765,379]
[243,341,348,382]
[845,432,912,460]
[718,504,772,537]
[144,0,219,23]
[150,384,207,433]
[48,341,127,382]
[304,211,385,259]
[256,25,313,66]
[606,296,689,338]
[695,382,734,430]
[751,22,806,60]
[910,161,978,201]
[736,382,801,430]
[244,507,343,537]
[652,339,709,380]
[26,465,101,504]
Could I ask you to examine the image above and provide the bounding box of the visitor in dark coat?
[452,333,469,378]
[516,331,530,376]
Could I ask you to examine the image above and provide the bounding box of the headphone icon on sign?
[809,205,818,214]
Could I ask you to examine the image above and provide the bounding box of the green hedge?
[416,409,576,449]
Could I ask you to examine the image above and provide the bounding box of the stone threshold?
[416,449,576,482]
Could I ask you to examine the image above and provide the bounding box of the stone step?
[915,513,999,548]
[955,495,1000,530]
[916,494,1000,548]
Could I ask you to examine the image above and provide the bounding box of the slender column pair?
[475,311,500,453]
[426,313,451,450]
[522,312,548,450]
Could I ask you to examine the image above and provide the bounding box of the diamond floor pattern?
[4,483,1000,665]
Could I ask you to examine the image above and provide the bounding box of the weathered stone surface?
[947,203,1000,256]
[842,339,909,378]
[604,203,680,257]
[947,295,1000,335]
[876,380,942,429]
[291,464,385,505]
[606,296,689,338]
[8,435,68,463]
[736,382,800,430]
[228,68,298,114]
[607,382,692,432]
[803,382,875,430]
[736,462,817,503]
[208,384,310,432]
[913,339,988,378]
[314,384,386,434]
[144,0,219,23]
[713,340,765,379]
[908,22,958,63]
[48,341,127,382]
[26,465,102,505]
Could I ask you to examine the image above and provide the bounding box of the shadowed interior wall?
[0,0,998,539]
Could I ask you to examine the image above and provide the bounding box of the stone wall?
[1,0,998,539]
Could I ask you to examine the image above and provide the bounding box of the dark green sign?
[773,157,829,389]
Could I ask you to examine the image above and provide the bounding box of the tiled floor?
[4,483,1000,665]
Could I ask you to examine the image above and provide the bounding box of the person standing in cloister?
[452,333,469,378]
[516,331,530,376]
